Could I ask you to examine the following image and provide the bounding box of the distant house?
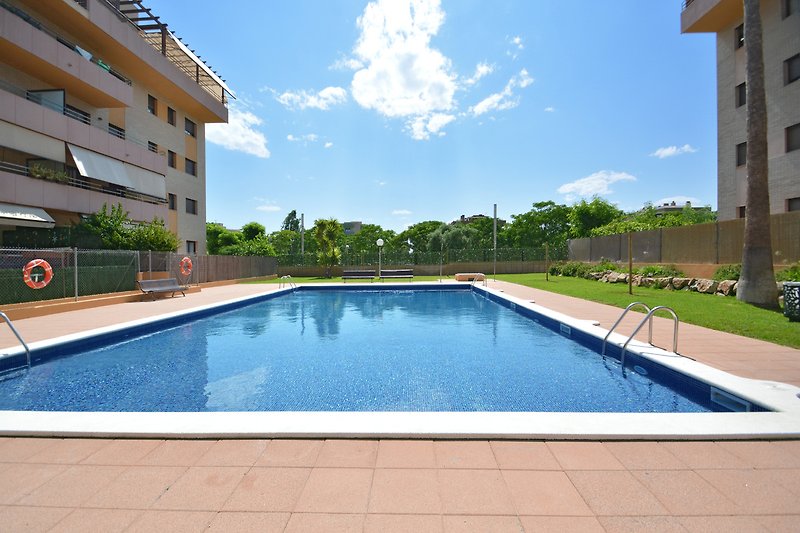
[653,201,706,216]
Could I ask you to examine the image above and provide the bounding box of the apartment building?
[681,0,800,220]
[0,0,232,253]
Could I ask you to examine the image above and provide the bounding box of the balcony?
[681,0,742,33]
[0,0,133,108]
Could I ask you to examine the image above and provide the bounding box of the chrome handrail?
[620,306,680,373]
[0,311,31,369]
[601,302,652,358]
[279,275,297,289]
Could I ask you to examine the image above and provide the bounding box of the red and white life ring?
[179,256,193,276]
[22,259,53,289]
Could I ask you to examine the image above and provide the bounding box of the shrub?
[549,261,593,278]
[636,264,684,278]
[776,262,800,282]
[595,258,622,272]
[713,264,741,281]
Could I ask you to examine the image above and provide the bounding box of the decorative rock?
[672,278,692,290]
[717,280,737,296]
[631,274,642,286]
[695,279,719,294]
[639,277,656,288]
[655,277,672,289]
[606,272,621,283]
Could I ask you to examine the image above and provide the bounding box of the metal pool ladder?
[470,274,487,287]
[278,275,297,289]
[0,311,31,370]
[601,303,680,373]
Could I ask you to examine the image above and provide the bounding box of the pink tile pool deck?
[0,280,799,529]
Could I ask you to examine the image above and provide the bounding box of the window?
[186,198,198,215]
[738,206,746,218]
[168,193,177,210]
[108,123,125,139]
[168,150,176,169]
[786,54,800,85]
[147,94,157,115]
[185,158,197,176]
[735,82,746,107]
[787,123,800,152]
[186,240,197,254]
[734,24,744,48]
[736,142,747,166]
[167,106,176,126]
[788,197,800,212]
[147,141,157,153]
[65,104,90,125]
[184,118,196,137]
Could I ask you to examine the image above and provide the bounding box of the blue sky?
[147,0,717,232]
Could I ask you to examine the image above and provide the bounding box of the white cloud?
[511,35,524,50]
[650,144,698,159]
[544,106,556,112]
[463,62,494,86]
[276,86,348,110]
[349,0,457,138]
[557,170,636,201]
[408,112,456,140]
[206,104,270,158]
[330,56,364,71]
[287,133,319,143]
[392,209,412,216]
[324,142,334,149]
[469,69,533,117]
[256,203,281,212]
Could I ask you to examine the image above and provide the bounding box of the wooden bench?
[137,278,188,299]
[342,270,375,282]
[380,269,413,281]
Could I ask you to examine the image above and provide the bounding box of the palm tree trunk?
[737,0,778,309]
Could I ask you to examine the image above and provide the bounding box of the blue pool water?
[0,288,725,413]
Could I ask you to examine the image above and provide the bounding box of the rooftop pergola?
[112,0,234,104]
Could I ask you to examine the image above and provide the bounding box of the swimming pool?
[1,283,799,439]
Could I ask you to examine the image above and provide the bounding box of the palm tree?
[313,218,343,278]
[737,0,778,309]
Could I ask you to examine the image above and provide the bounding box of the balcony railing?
[93,0,232,105]
[0,79,160,155]
[0,160,166,206]
[682,0,696,10]
[1,1,131,86]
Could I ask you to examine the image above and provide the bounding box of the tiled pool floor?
[0,280,799,530]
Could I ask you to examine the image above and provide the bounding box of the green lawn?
[253,273,799,348]
[495,273,799,349]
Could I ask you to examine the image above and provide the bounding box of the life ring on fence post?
[179,256,193,276]
[23,259,53,289]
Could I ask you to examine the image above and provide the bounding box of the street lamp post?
[376,238,384,276]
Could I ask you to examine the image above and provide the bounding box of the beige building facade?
[0,0,231,253]
[682,0,800,220]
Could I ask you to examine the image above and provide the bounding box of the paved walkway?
[0,280,799,531]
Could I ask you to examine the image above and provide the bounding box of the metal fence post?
[73,247,78,301]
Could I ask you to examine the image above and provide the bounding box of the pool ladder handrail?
[470,274,487,288]
[619,306,680,374]
[602,303,680,373]
[601,302,652,358]
[0,311,31,369]
[278,275,297,289]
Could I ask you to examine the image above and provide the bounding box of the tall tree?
[569,197,623,238]
[281,210,300,232]
[502,201,571,249]
[738,0,778,308]
[241,221,266,241]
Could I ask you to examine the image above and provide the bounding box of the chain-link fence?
[0,248,137,304]
[277,246,567,268]
[1,248,278,306]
